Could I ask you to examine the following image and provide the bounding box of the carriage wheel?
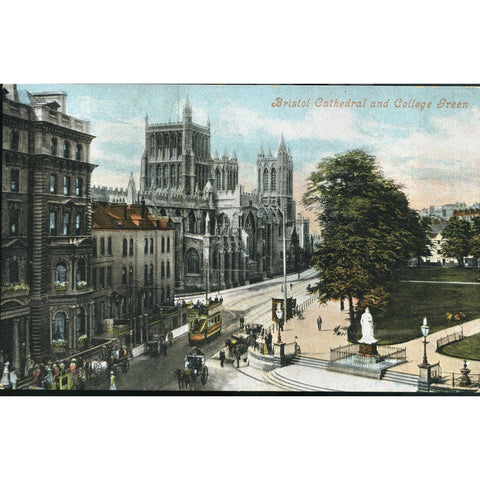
[201,366,208,385]
[121,360,129,374]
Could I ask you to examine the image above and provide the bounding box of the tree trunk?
[348,294,355,325]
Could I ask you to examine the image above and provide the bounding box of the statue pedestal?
[359,343,378,357]
[357,343,381,364]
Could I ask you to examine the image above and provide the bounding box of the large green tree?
[441,217,472,266]
[303,149,430,328]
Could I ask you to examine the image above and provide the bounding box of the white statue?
[359,308,377,344]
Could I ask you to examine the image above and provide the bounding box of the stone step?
[266,369,333,392]
[382,370,419,386]
[291,356,329,369]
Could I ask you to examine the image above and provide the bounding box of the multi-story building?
[91,202,177,347]
[1,85,96,367]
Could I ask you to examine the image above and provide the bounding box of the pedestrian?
[235,351,240,368]
[219,350,225,367]
[317,315,323,331]
[9,366,17,390]
[340,298,345,311]
[167,331,173,346]
[239,316,244,330]
[109,371,117,391]
[1,362,11,389]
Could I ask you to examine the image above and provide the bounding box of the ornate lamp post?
[417,316,432,392]
[421,316,429,366]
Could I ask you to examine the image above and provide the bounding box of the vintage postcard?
[2,83,479,395]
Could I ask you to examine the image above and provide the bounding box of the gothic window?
[161,262,165,279]
[75,144,83,161]
[166,286,170,302]
[9,207,19,236]
[63,176,70,195]
[150,238,154,254]
[63,211,70,236]
[50,174,57,194]
[49,211,57,236]
[10,130,19,151]
[144,238,148,255]
[167,237,170,253]
[170,164,175,187]
[92,268,97,289]
[107,237,112,256]
[129,266,133,284]
[263,168,269,191]
[53,312,66,341]
[166,261,170,278]
[10,169,19,192]
[122,238,128,257]
[216,168,221,190]
[200,211,206,235]
[185,248,200,275]
[9,260,19,284]
[100,237,105,256]
[188,211,196,233]
[63,141,71,159]
[122,267,127,286]
[161,236,165,253]
[50,137,58,156]
[107,267,112,287]
[129,239,134,256]
[149,264,153,285]
[160,208,167,216]
[55,263,67,283]
[144,264,148,285]
[271,168,277,191]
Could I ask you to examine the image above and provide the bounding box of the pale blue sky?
[19,84,480,217]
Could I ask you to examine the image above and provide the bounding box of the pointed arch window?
[271,168,277,191]
[263,168,269,190]
[188,211,196,233]
[216,168,221,190]
[185,248,200,274]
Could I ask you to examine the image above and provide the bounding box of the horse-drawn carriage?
[85,344,130,385]
[145,334,166,356]
[185,348,208,385]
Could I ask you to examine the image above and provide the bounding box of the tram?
[188,298,223,345]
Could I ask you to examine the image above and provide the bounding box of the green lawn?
[397,266,480,283]
[351,268,480,345]
[438,333,480,361]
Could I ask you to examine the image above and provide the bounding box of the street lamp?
[421,316,429,366]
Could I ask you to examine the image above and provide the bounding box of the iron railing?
[436,332,465,350]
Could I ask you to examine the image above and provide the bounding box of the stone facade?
[1,85,96,367]
[91,203,177,347]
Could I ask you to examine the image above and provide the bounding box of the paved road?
[88,269,316,391]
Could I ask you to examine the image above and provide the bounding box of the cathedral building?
[114,100,306,293]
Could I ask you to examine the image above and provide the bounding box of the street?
[88,270,316,391]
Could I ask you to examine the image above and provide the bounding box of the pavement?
[222,292,480,393]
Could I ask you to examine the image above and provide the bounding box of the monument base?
[359,343,379,357]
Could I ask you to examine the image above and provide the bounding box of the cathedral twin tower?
[140,98,294,220]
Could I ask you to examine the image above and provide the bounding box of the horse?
[85,360,110,385]
[173,368,184,390]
